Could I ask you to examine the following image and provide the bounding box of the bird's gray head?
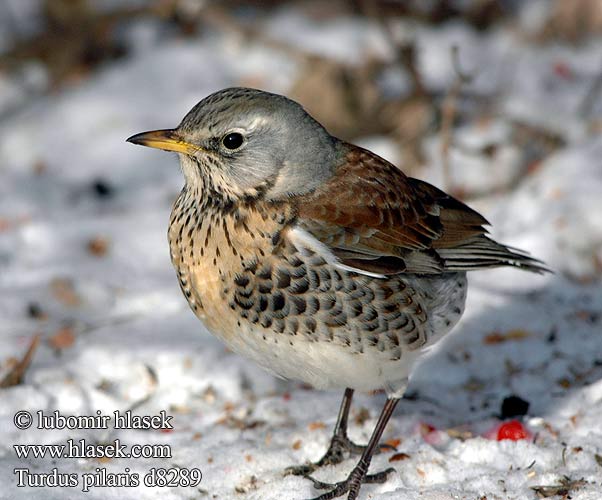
[127,87,340,201]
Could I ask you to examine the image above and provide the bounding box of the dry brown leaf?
[216,415,265,430]
[389,452,411,462]
[538,0,602,42]
[483,332,506,344]
[87,236,110,256]
[574,310,599,322]
[543,421,559,438]
[354,407,371,426]
[292,439,302,450]
[446,427,474,440]
[308,421,326,431]
[50,278,81,307]
[33,160,47,175]
[484,329,531,344]
[506,329,531,340]
[48,326,75,351]
[384,438,401,449]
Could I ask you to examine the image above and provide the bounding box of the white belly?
[216,273,467,398]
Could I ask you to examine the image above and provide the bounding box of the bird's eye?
[222,132,244,150]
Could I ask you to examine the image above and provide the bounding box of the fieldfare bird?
[127,87,546,500]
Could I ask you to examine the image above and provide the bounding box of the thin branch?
[440,45,474,191]
[578,57,602,119]
[0,334,40,388]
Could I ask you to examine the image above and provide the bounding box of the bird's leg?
[322,388,366,458]
[307,397,400,500]
[286,388,396,477]
[285,388,358,476]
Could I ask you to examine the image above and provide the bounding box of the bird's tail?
[437,235,550,274]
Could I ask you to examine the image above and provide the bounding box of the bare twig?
[578,58,602,119]
[531,476,587,498]
[0,0,19,44]
[200,4,313,63]
[440,45,474,191]
[369,11,426,96]
[0,334,41,388]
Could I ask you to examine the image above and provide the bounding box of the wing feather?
[291,144,547,276]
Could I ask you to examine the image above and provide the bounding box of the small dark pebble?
[27,302,44,319]
[546,327,557,343]
[500,395,530,419]
[91,179,114,199]
[403,390,419,401]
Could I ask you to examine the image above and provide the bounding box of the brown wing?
[294,144,546,275]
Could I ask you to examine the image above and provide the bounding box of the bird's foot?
[285,434,394,476]
[306,466,395,500]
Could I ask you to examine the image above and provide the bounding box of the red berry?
[420,422,437,435]
[553,61,573,79]
[496,420,530,441]
[419,422,444,446]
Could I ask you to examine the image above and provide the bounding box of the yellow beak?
[126,129,201,155]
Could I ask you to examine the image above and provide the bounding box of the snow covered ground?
[1,3,601,499]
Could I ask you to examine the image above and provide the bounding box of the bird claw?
[285,433,378,477]
[284,462,317,477]
[305,467,396,500]
[285,434,396,477]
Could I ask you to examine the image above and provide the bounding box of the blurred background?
[0,1,601,499]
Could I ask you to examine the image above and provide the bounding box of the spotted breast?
[168,181,467,397]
